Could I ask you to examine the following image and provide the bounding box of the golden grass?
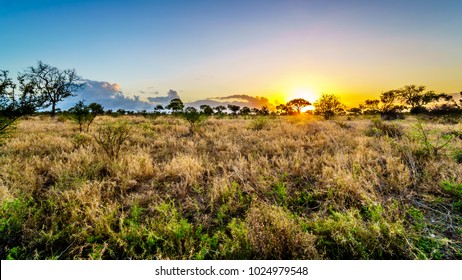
[0,114,461,259]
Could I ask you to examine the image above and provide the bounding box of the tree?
[69,101,92,132]
[213,105,226,114]
[359,99,380,114]
[87,102,104,129]
[348,107,362,115]
[239,106,251,115]
[200,104,214,115]
[1,70,41,136]
[396,85,447,113]
[20,61,85,117]
[182,106,207,135]
[379,90,405,120]
[260,106,270,115]
[227,104,240,115]
[286,98,311,114]
[313,94,345,120]
[166,98,184,113]
[69,101,104,132]
[276,103,294,115]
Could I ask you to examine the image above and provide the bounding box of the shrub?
[245,203,319,259]
[365,120,403,138]
[248,116,268,131]
[93,122,131,160]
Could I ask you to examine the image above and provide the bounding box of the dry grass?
[0,114,461,259]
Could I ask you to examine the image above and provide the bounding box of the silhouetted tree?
[287,98,311,114]
[227,104,240,115]
[359,99,380,114]
[200,104,214,115]
[239,106,251,115]
[314,94,345,120]
[276,103,294,115]
[379,90,404,120]
[213,105,226,114]
[396,85,448,113]
[260,106,270,115]
[348,107,362,115]
[20,61,85,117]
[116,109,126,115]
[166,98,184,113]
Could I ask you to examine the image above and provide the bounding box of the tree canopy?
[20,61,85,116]
[313,94,345,120]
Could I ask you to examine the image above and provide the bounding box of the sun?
[286,87,318,111]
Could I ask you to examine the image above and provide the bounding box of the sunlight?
[287,87,318,111]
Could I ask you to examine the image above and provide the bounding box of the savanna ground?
[1,114,461,259]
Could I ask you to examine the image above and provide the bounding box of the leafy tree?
[166,98,184,113]
[213,105,226,114]
[396,85,449,113]
[239,106,251,115]
[69,101,92,132]
[116,109,126,115]
[260,106,270,115]
[20,61,85,117]
[69,101,104,132]
[348,107,362,115]
[379,90,405,120]
[182,107,207,135]
[1,70,41,136]
[314,94,345,120]
[227,104,240,115]
[87,102,104,129]
[359,99,380,114]
[251,108,260,115]
[276,103,294,115]
[200,104,214,115]
[287,98,311,114]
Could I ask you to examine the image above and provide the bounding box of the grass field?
[1,114,461,259]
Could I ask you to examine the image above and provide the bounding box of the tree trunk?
[51,102,56,117]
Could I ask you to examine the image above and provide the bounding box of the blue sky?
[1,0,461,109]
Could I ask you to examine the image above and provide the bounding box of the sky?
[1,0,461,110]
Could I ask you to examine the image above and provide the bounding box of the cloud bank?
[60,80,179,111]
[59,81,274,112]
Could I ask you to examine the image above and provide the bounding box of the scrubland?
[0,114,461,259]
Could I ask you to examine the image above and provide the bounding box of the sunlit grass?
[0,114,461,259]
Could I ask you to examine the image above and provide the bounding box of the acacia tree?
[379,90,405,120]
[213,105,226,115]
[166,98,184,113]
[200,104,214,115]
[227,104,240,115]
[396,85,449,113]
[69,101,104,132]
[20,61,85,117]
[313,94,345,120]
[286,98,311,114]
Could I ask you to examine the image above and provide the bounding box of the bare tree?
[20,61,85,117]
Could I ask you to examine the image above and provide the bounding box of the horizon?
[1,0,461,110]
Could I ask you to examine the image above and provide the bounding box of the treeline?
[2,61,462,136]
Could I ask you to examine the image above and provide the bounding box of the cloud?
[147,89,180,105]
[59,80,158,111]
[185,94,274,110]
[214,94,272,108]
